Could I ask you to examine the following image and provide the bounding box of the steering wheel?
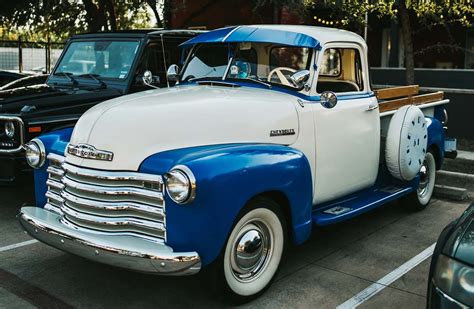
[267,67,296,86]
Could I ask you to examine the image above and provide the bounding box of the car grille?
[0,116,24,153]
[45,153,166,243]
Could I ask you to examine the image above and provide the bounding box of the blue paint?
[426,116,445,168]
[181,26,321,49]
[33,127,73,207]
[139,143,313,266]
[313,185,414,225]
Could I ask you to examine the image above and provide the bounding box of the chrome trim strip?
[0,115,25,154]
[46,179,65,191]
[63,162,163,185]
[45,191,64,204]
[44,203,63,215]
[60,190,164,217]
[47,166,65,177]
[19,207,200,275]
[62,176,164,201]
[61,205,166,233]
[433,285,469,309]
[47,153,65,164]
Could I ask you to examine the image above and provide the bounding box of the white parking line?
[337,243,436,309]
[0,240,38,253]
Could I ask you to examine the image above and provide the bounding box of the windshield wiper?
[241,78,272,88]
[77,73,107,88]
[54,72,78,86]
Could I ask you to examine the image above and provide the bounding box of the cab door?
[312,43,380,205]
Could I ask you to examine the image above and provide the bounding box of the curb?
[433,184,469,201]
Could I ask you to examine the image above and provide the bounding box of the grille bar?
[44,153,166,242]
[62,176,164,201]
[60,190,164,218]
[60,205,166,233]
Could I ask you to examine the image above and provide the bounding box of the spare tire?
[385,105,428,181]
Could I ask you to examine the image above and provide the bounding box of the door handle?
[366,104,379,111]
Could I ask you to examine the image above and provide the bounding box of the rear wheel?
[402,151,436,211]
[208,197,286,304]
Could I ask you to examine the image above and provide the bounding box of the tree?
[146,0,171,28]
[0,0,152,41]
[308,0,474,85]
[251,0,309,23]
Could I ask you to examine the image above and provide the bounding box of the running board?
[312,186,414,226]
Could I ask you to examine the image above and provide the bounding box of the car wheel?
[208,197,286,304]
[402,151,436,211]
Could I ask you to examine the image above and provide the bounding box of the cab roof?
[181,25,366,49]
[71,29,206,40]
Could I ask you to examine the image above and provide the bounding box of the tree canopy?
[0,0,158,41]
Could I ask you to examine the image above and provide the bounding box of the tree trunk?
[146,0,163,28]
[399,0,415,85]
[162,0,170,29]
[273,4,280,23]
[82,0,106,32]
[104,0,117,31]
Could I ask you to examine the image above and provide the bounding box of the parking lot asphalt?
[0,178,470,308]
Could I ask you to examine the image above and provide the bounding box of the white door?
[312,44,380,204]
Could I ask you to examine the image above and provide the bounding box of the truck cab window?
[317,48,364,93]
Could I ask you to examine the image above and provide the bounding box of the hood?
[67,85,300,171]
[0,84,122,114]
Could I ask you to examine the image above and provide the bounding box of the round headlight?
[5,121,15,138]
[165,166,196,204]
[24,139,46,169]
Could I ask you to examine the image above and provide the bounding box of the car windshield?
[180,42,312,89]
[54,40,140,79]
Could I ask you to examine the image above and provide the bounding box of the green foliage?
[308,0,474,28]
[0,0,153,42]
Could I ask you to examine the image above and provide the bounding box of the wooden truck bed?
[375,85,447,116]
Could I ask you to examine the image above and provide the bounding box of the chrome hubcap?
[231,221,271,281]
[417,159,430,197]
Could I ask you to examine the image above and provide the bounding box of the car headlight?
[434,254,474,306]
[24,139,46,169]
[164,165,196,204]
[4,121,15,138]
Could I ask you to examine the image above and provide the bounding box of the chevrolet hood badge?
[67,143,114,161]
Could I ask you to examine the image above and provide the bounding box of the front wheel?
[402,151,436,211]
[209,198,286,303]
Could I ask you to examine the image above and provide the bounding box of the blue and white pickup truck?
[19,25,455,302]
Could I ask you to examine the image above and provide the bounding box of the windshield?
[54,40,140,79]
[181,42,312,89]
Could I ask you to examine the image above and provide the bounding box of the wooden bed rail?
[378,91,445,113]
[374,85,420,100]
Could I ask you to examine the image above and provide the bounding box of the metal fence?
[0,38,65,73]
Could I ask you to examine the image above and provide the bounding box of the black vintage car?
[428,202,474,308]
[0,29,201,183]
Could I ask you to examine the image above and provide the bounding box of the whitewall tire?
[207,197,286,303]
[402,151,436,211]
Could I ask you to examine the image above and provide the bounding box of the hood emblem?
[67,143,114,161]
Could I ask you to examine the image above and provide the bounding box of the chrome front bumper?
[19,207,201,275]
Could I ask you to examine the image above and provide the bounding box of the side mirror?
[290,70,310,91]
[167,64,180,82]
[142,70,160,89]
[320,91,338,109]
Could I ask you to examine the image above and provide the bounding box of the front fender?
[139,143,313,267]
[427,116,445,169]
[33,127,73,207]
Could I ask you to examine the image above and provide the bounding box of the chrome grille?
[45,153,166,242]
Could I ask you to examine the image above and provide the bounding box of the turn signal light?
[29,126,42,133]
